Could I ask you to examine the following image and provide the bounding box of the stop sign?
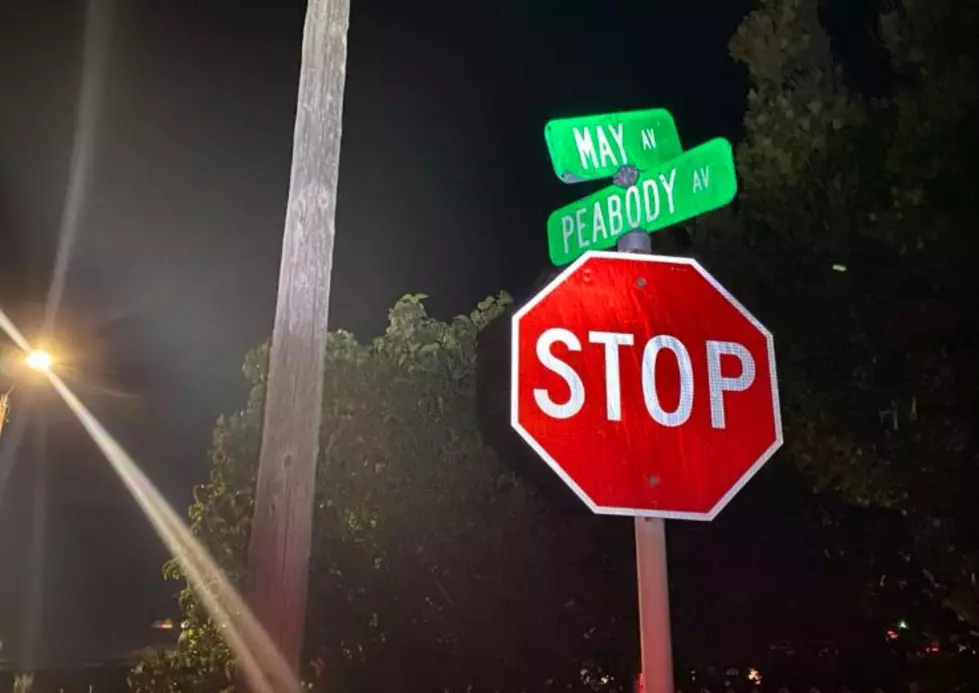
[511,251,782,520]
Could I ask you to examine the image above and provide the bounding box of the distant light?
[898,619,909,630]
[832,263,847,273]
[26,350,53,372]
[152,618,175,630]
[747,668,762,684]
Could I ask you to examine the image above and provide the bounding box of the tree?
[690,0,979,669]
[130,2,979,688]
[11,673,34,693]
[130,293,636,693]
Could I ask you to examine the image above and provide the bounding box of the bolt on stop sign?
[511,251,783,520]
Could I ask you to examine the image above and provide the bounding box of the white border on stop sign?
[510,250,783,521]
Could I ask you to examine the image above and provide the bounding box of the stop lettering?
[533,328,754,429]
[511,252,782,520]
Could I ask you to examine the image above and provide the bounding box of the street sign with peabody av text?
[545,138,737,266]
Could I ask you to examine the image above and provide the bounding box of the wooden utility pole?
[244,0,351,689]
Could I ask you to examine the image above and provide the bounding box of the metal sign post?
[527,108,782,693]
[618,229,673,693]
[635,516,674,693]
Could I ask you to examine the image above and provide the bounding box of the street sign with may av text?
[534,106,755,693]
[544,108,683,183]
[546,138,737,266]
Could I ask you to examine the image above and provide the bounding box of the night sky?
[0,0,761,665]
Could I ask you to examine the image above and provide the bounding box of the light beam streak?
[47,373,298,691]
[0,309,298,692]
[43,0,113,333]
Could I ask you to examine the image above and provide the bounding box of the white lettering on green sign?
[546,138,738,266]
[544,108,683,183]
[570,124,664,173]
[559,170,678,254]
[573,124,627,171]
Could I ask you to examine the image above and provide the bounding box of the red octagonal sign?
[511,251,782,520]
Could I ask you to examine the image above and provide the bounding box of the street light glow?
[26,350,53,372]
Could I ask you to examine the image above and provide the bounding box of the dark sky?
[0,0,759,665]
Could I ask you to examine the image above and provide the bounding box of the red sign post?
[511,250,782,691]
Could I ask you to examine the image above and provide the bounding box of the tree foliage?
[130,293,636,693]
[130,0,979,688]
[691,0,979,657]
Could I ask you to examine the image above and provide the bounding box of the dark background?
[0,0,881,667]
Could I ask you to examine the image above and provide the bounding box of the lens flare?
[43,375,297,692]
[0,309,298,692]
[25,351,53,372]
[0,311,32,352]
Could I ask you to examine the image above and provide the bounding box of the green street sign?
[544,108,683,183]
[546,138,737,266]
